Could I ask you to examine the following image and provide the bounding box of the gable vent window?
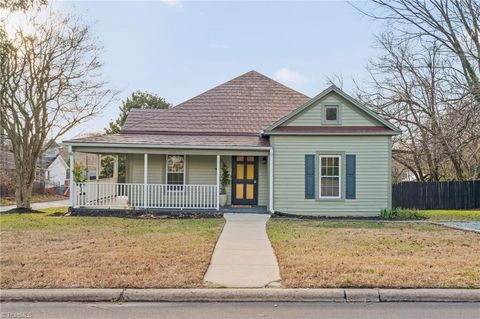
[325,106,339,123]
[166,155,185,191]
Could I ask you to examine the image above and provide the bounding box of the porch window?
[319,155,341,199]
[166,155,185,191]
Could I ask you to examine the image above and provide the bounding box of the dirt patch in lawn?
[267,220,480,288]
[0,211,224,288]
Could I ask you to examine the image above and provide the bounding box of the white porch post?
[96,154,100,180]
[144,153,148,208]
[269,148,274,214]
[113,155,119,182]
[69,145,75,208]
[216,155,220,211]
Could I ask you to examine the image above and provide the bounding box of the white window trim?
[319,155,342,199]
[165,154,186,192]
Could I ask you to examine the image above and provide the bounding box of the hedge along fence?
[392,180,480,210]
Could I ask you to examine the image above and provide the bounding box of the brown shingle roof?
[64,133,270,148]
[121,71,310,135]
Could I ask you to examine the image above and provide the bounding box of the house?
[39,141,69,189]
[42,155,68,188]
[63,71,400,216]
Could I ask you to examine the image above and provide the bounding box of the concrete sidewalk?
[203,213,281,288]
[0,200,69,212]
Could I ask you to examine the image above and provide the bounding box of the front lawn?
[418,210,480,221]
[0,194,67,206]
[0,208,224,288]
[267,219,480,288]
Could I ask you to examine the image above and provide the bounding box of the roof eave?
[263,131,401,136]
[62,141,272,151]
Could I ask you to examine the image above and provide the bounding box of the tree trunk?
[15,172,34,209]
[14,154,37,209]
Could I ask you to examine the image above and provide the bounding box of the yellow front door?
[232,156,258,205]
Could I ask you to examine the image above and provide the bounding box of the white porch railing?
[74,182,218,209]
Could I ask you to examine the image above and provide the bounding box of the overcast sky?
[57,0,381,141]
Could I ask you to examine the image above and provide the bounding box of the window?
[319,155,341,198]
[324,105,339,124]
[166,155,185,190]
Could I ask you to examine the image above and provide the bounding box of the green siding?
[271,135,390,216]
[125,154,268,206]
[285,92,378,127]
[258,157,268,206]
[126,154,165,183]
[187,155,216,185]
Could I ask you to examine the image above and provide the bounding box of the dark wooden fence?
[392,180,480,210]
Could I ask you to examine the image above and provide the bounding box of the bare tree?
[325,73,345,89]
[0,0,47,10]
[354,0,480,102]
[357,34,480,181]
[0,8,115,209]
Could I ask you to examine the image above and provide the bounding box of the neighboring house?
[42,155,69,188]
[38,141,69,188]
[64,71,400,216]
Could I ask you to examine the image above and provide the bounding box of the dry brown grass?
[267,220,480,288]
[0,194,67,206]
[0,210,224,288]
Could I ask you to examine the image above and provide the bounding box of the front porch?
[67,144,273,213]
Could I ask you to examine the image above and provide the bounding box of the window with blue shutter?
[305,155,315,199]
[346,155,356,199]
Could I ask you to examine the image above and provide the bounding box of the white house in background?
[44,155,68,187]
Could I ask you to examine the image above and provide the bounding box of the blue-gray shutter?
[346,155,356,199]
[305,155,315,199]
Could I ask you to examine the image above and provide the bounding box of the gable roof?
[39,154,67,170]
[121,70,310,135]
[264,85,401,134]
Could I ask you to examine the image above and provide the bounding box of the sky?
[54,0,382,141]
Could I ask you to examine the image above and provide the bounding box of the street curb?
[1,288,479,303]
[123,288,345,302]
[0,289,123,302]
[379,289,480,302]
[345,289,380,302]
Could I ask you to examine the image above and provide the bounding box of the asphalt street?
[1,302,479,319]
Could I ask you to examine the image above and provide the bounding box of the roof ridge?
[120,70,311,134]
[246,70,310,99]
[174,70,309,108]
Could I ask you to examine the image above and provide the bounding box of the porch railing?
[74,182,218,209]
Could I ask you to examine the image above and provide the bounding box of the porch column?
[96,154,100,180]
[69,145,75,208]
[269,148,274,214]
[216,155,220,211]
[144,153,148,208]
[113,155,119,182]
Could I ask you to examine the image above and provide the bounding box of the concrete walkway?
[0,199,69,212]
[203,213,281,288]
